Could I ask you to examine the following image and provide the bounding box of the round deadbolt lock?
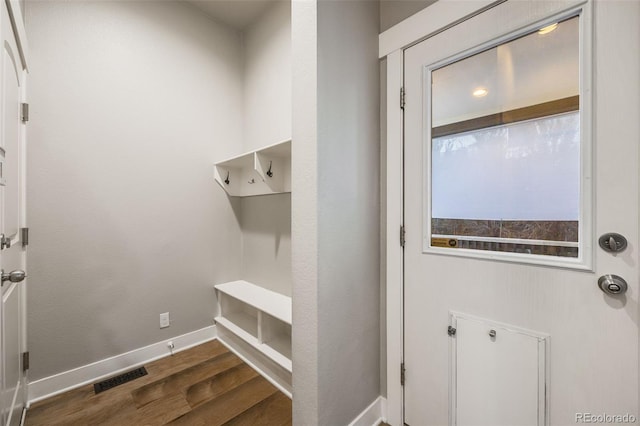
[598,233,627,253]
[598,274,627,296]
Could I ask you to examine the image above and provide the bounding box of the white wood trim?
[215,139,291,165]
[26,326,217,406]
[348,396,388,426]
[378,0,502,58]
[216,326,292,398]
[6,379,24,426]
[578,0,595,272]
[214,317,292,372]
[215,281,292,324]
[5,0,28,71]
[385,49,403,426]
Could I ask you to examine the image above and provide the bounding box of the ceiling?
[184,0,278,30]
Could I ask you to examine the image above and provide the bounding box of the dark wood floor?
[25,340,292,426]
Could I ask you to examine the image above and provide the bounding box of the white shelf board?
[215,139,291,166]
[259,139,291,157]
[213,139,291,197]
[215,152,254,169]
[215,316,258,347]
[215,316,292,372]
[215,280,292,325]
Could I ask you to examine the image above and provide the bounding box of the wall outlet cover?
[159,312,170,328]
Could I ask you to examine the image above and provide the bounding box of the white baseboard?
[348,396,388,426]
[27,325,217,406]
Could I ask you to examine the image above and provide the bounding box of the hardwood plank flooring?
[25,340,292,426]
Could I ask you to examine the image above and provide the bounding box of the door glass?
[428,16,581,258]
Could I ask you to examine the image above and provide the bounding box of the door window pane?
[428,16,580,258]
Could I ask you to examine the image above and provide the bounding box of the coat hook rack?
[266,161,273,178]
[224,171,230,185]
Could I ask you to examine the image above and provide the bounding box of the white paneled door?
[403,1,639,425]
[0,2,27,425]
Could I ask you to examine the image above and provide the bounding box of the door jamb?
[5,0,29,72]
[4,0,29,415]
[384,48,404,426]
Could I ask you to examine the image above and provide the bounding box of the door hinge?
[448,326,457,336]
[21,103,29,123]
[0,234,10,250]
[400,225,406,247]
[400,87,406,109]
[21,227,28,247]
[22,352,29,371]
[400,362,406,386]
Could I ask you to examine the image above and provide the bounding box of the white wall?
[317,1,380,422]
[243,0,292,153]
[26,0,244,381]
[292,0,381,424]
[292,0,319,423]
[238,194,291,296]
[239,1,292,298]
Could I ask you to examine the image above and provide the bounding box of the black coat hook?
[224,171,230,185]
[266,161,273,178]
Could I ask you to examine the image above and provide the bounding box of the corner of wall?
[291,0,320,423]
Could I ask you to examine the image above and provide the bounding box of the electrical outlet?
[159,312,170,329]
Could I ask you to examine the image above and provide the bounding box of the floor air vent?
[93,366,148,394]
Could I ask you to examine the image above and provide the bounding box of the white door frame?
[380,1,587,424]
[3,1,28,421]
[5,0,29,73]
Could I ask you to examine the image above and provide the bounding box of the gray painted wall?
[26,1,244,380]
[25,0,415,406]
[380,0,436,32]
[239,1,292,298]
[238,194,292,297]
[243,0,292,153]
[292,0,381,423]
[317,2,380,422]
[291,0,319,423]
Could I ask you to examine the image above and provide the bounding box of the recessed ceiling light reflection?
[538,23,558,35]
[473,88,488,98]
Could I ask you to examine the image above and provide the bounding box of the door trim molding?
[379,0,503,59]
[384,49,404,426]
[5,0,29,71]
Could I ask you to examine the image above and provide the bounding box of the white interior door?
[403,1,639,425]
[0,2,26,425]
